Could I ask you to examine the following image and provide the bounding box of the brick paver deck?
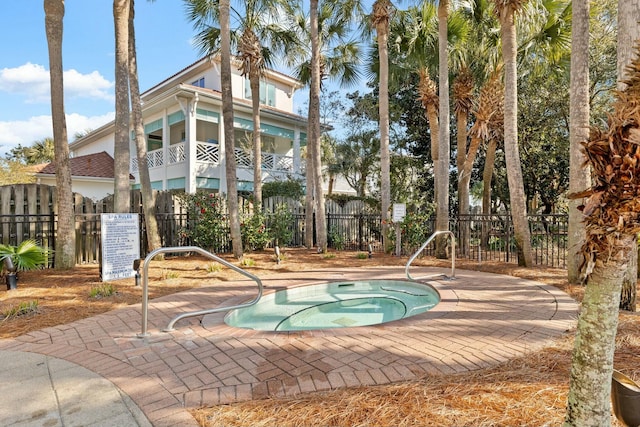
[0,266,578,426]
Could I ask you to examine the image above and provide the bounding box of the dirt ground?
[0,248,635,426]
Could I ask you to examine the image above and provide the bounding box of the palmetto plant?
[0,240,50,272]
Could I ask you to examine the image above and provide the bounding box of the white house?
[70,56,310,196]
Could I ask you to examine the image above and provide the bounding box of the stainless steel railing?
[405,230,456,281]
[138,246,263,337]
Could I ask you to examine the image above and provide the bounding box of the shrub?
[89,283,116,298]
[2,300,39,321]
[262,178,304,199]
[328,227,345,250]
[0,240,50,272]
[240,210,270,251]
[268,204,294,246]
[177,192,229,252]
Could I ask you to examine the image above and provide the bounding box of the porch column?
[177,95,198,193]
[218,107,227,194]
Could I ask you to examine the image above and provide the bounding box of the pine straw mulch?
[0,248,636,426]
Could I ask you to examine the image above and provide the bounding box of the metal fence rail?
[0,212,568,269]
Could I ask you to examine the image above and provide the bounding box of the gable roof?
[35,151,132,179]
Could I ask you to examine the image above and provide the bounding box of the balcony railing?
[131,142,293,173]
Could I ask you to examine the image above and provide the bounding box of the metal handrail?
[137,246,263,337]
[405,230,456,281]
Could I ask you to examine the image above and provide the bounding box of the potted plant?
[0,240,51,290]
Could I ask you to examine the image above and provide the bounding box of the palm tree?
[113,0,131,213]
[371,0,393,251]
[567,0,591,285]
[564,39,640,427]
[219,0,243,258]
[44,0,75,269]
[185,0,296,207]
[493,0,533,267]
[25,138,56,164]
[286,0,363,252]
[128,0,161,254]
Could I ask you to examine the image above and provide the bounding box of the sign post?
[100,213,140,281]
[392,203,406,256]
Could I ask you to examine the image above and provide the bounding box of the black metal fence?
[0,211,568,269]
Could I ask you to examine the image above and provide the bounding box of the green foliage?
[0,240,50,272]
[268,204,294,246]
[240,258,255,267]
[177,192,229,252]
[206,263,222,273]
[328,227,345,250]
[240,210,270,251]
[262,178,305,200]
[89,283,116,299]
[322,253,336,259]
[2,300,39,321]
[161,269,180,280]
[386,210,434,254]
[356,252,368,259]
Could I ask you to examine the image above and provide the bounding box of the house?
[69,57,309,195]
[32,151,132,200]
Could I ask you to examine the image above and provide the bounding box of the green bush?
[262,178,304,199]
[268,204,294,246]
[328,227,345,250]
[177,192,229,252]
[240,210,270,251]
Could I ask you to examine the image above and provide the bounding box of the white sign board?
[101,213,140,281]
[392,203,406,222]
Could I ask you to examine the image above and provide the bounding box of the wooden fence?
[0,184,568,268]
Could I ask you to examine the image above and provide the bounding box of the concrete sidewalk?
[0,351,151,427]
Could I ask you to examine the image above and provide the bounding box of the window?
[191,77,205,88]
[244,78,276,107]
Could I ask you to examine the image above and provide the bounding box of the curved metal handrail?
[138,246,263,337]
[405,230,456,281]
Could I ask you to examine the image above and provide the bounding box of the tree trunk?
[499,6,533,267]
[128,0,161,255]
[220,0,243,258]
[44,0,75,269]
[310,0,326,252]
[457,108,470,256]
[375,0,391,254]
[250,71,262,206]
[481,138,497,249]
[113,0,131,213]
[616,0,640,310]
[564,234,632,426]
[435,0,450,259]
[567,0,590,285]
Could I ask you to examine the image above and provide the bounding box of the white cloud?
[0,63,114,104]
[0,112,114,156]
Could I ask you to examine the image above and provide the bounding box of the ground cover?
[0,248,634,426]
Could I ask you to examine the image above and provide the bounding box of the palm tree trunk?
[113,0,131,213]
[616,0,640,311]
[481,138,497,249]
[128,0,161,254]
[44,0,75,269]
[564,234,631,426]
[250,72,262,206]
[457,110,470,256]
[567,0,590,284]
[310,0,326,252]
[435,0,450,259]
[374,0,391,252]
[220,0,243,258]
[499,6,533,267]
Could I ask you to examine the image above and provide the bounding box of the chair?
[612,370,640,427]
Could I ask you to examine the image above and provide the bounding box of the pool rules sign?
[100,213,140,281]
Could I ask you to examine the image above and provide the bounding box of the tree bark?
[309,0,326,252]
[250,67,262,206]
[128,0,161,254]
[113,0,131,213]
[220,0,243,258]
[616,0,640,310]
[481,138,497,249]
[44,0,76,269]
[499,6,533,266]
[435,0,450,259]
[567,0,590,284]
[564,234,632,426]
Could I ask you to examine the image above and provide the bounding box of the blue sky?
[0,1,373,158]
[0,1,204,156]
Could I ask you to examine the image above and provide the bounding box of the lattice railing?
[197,141,220,164]
[169,143,186,164]
[148,149,163,168]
